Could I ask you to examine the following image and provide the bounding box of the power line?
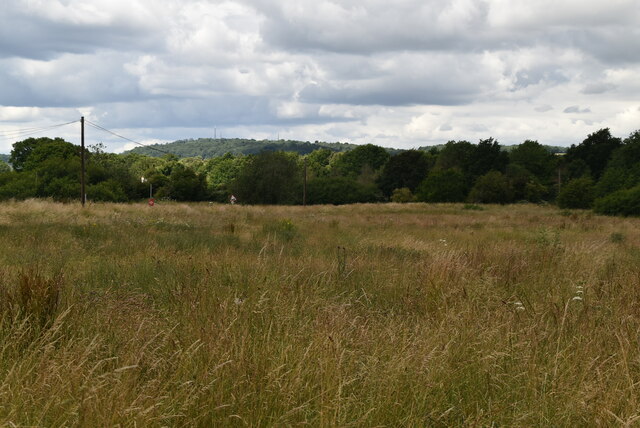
[84,120,176,156]
[0,120,78,142]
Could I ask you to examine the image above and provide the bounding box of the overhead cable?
[85,120,175,156]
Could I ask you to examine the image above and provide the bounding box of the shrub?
[593,185,640,216]
[307,176,381,205]
[557,177,595,209]
[87,180,128,202]
[390,187,416,203]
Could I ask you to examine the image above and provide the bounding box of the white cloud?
[0,0,640,154]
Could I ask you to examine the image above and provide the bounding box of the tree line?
[1,128,639,215]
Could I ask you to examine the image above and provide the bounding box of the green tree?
[161,164,208,201]
[468,138,508,180]
[416,169,466,202]
[10,137,74,172]
[435,140,474,172]
[509,140,556,181]
[596,130,640,197]
[201,153,248,201]
[232,151,301,205]
[305,149,333,178]
[565,128,622,180]
[468,171,513,204]
[0,161,10,173]
[332,144,390,177]
[377,150,431,197]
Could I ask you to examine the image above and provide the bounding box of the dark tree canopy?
[468,138,508,179]
[565,128,622,180]
[416,168,466,203]
[232,151,301,205]
[509,140,556,181]
[434,140,475,173]
[377,150,431,196]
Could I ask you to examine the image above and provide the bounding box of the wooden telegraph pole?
[303,157,307,206]
[81,116,86,207]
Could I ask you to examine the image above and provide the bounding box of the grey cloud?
[248,0,499,54]
[563,105,591,114]
[582,82,617,94]
[91,97,356,130]
[299,52,497,107]
[439,124,453,131]
[0,54,146,107]
[566,27,640,64]
[513,68,568,89]
[243,0,640,67]
[0,1,165,60]
[535,105,553,112]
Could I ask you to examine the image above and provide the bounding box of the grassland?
[1,200,640,426]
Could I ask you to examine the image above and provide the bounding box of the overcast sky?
[1,0,639,153]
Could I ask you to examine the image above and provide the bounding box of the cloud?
[535,105,553,112]
[563,105,591,114]
[299,51,502,107]
[582,82,617,94]
[0,0,168,60]
[1,0,640,154]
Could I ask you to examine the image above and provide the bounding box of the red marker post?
[148,198,155,206]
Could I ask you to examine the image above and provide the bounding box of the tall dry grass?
[0,199,639,426]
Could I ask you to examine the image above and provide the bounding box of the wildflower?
[572,296,583,302]
[514,301,525,311]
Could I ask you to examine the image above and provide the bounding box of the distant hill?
[125,138,364,158]
[0,154,9,163]
[124,138,566,159]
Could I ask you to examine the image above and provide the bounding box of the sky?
[0,0,639,154]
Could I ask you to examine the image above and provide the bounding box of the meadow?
[1,200,640,426]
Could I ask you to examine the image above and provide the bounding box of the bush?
[557,177,595,209]
[87,180,128,202]
[593,185,640,216]
[307,176,381,205]
[390,187,416,203]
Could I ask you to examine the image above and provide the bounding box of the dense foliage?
[2,128,640,215]
[126,138,363,158]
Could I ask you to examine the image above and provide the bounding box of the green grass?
[1,199,640,426]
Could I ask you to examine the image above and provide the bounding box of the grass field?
[1,200,640,426]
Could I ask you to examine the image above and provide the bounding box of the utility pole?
[303,157,307,206]
[558,167,562,194]
[81,116,86,207]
